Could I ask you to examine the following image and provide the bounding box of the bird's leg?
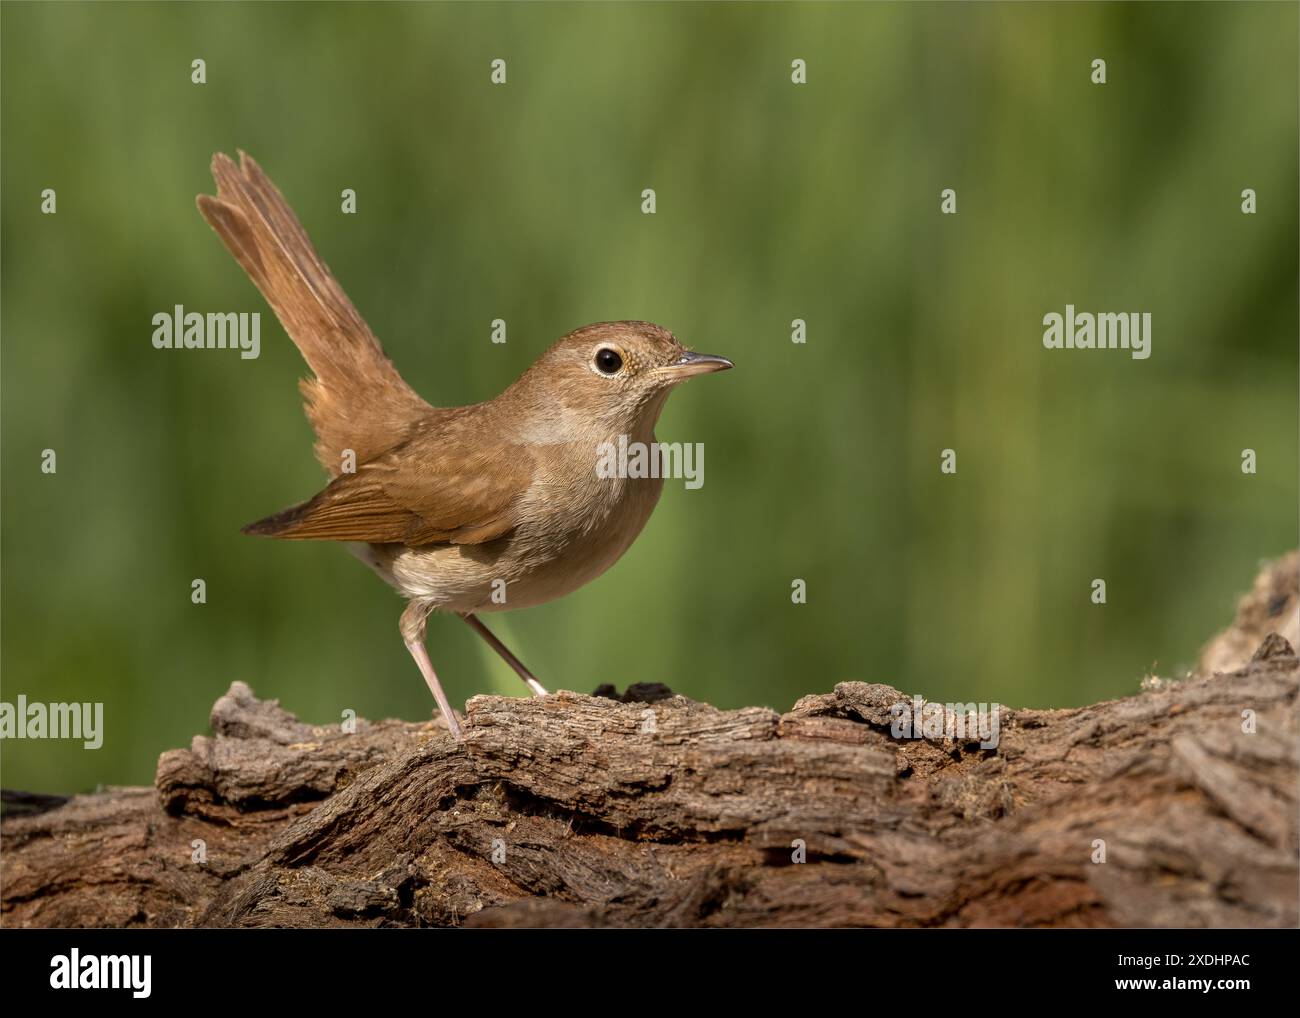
[400,601,463,740]
[460,614,549,696]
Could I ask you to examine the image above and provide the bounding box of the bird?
[196,151,732,740]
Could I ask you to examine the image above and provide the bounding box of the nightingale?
[197,152,732,740]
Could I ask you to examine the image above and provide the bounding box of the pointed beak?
[662,350,734,380]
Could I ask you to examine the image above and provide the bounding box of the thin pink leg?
[461,614,549,696]
[401,601,463,740]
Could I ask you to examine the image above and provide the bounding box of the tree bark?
[4,556,1297,928]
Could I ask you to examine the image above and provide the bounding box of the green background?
[3,2,1296,794]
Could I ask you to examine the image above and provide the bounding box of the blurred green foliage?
[2,2,1296,793]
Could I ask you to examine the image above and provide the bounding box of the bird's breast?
[504,441,665,603]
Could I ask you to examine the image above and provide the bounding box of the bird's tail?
[197,151,429,474]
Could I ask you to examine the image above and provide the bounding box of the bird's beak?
[661,350,734,380]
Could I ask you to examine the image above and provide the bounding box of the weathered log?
[4,557,1297,928]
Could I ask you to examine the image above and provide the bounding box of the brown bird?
[197,152,732,740]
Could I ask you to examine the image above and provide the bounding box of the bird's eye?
[594,348,623,375]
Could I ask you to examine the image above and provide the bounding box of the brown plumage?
[198,152,427,474]
[197,151,732,740]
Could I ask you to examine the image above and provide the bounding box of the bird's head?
[517,321,733,437]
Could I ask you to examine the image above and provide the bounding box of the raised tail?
[197,151,430,475]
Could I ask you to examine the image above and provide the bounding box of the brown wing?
[243,412,534,546]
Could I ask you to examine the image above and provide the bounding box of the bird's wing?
[244,413,535,546]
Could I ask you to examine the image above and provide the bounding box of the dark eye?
[594,348,623,375]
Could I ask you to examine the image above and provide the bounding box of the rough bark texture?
[4,556,1298,929]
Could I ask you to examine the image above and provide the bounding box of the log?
[3,556,1297,928]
